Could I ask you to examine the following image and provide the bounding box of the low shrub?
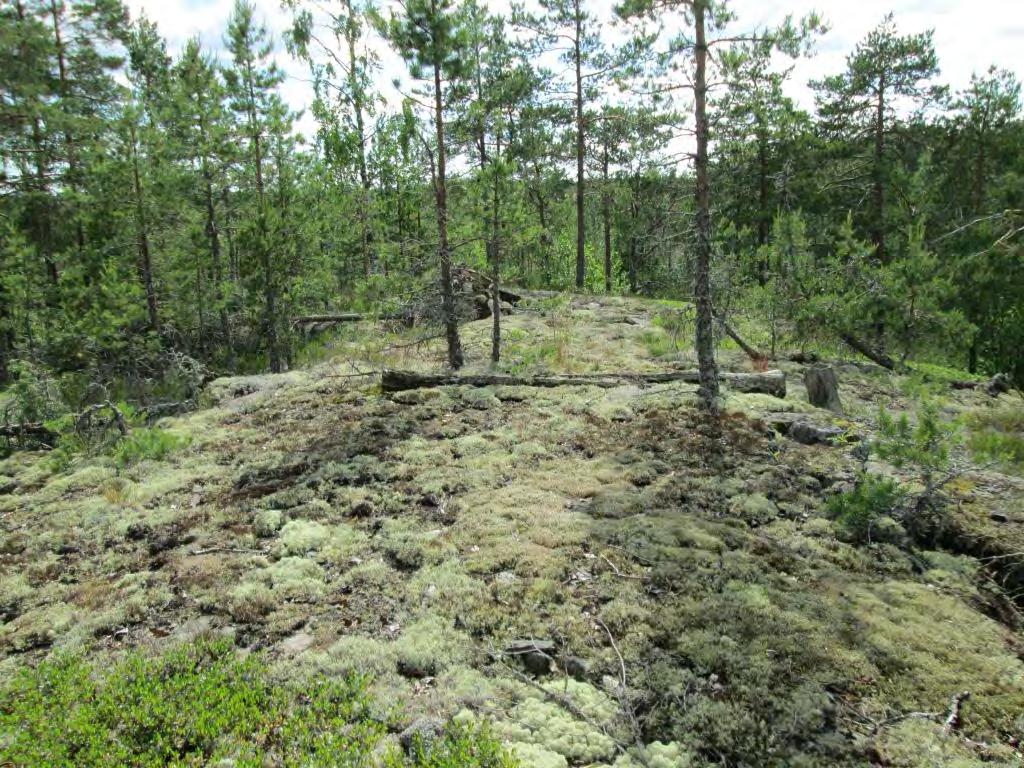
[827,475,905,545]
[0,638,517,768]
[112,427,191,467]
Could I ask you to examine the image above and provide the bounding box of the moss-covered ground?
[2,294,1023,766]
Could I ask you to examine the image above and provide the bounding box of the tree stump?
[804,365,842,412]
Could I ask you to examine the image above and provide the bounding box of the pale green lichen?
[509,742,568,768]
[253,508,284,538]
[263,556,325,601]
[393,615,470,677]
[279,519,330,554]
[612,741,697,768]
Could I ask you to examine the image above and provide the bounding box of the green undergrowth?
[0,637,515,768]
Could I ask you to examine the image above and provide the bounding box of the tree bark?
[129,122,159,331]
[382,368,786,398]
[345,0,374,276]
[840,332,897,370]
[602,140,612,293]
[491,134,502,363]
[573,0,586,290]
[872,74,887,262]
[432,44,463,369]
[756,115,769,284]
[693,0,720,408]
[716,316,766,362]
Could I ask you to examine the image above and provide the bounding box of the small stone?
[788,421,845,446]
[397,658,436,679]
[280,631,314,654]
[399,718,445,755]
[505,639,556,676]
[148,533,180,555]
[804,365,843,412]
[987,373,1012,396]
[989,511,1010,523]
[522,650,553,675]
[126,522,152,541]
[350,499,374,518]
[565,656,590,680]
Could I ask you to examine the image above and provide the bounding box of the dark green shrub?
[386,722,517,768]
[827,475,905,544]
[112,426,191,467]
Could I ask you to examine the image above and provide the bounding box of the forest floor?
[2,293,1024,767]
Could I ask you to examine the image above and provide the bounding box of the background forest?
[1,0,1022,411]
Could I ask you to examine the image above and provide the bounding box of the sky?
[126,0,1024,142]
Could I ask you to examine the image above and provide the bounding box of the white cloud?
[125,0,1024,140]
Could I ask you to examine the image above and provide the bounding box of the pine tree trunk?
[203,168,231,348]
[18,0,58,289]
[491,134,502,364]
[433,55,463,369]
[603,141,612,293]
[872,76,886,262]
[345,0,374,276]
[693,0,720,409]
[245,62,281,374]
[49,0,85,258]
[756,116,769,284]
[573,0,586,290]
[129,122,159,331]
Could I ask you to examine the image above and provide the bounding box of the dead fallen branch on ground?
[716,316,768,363]
[381,368,787,398]
[840,333,898,371]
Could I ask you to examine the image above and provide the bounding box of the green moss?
[459,388,501,410]
[327,634,398,678]
[508,743,567,768]
[875,717,1018,767]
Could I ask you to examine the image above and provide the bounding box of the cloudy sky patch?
[126,0,1024,141]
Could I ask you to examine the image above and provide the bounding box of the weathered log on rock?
[804,365,842,412]
[292,313,365,325]
[0,422,58,443]
[767,413,858,445]
[452,264,521,305]
[840,333,897,371]
[950,373,1013,396]
[381,368,786,398]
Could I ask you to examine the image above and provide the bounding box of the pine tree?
[814,14,942,262]
[224,0,290,372]
[516,0,606,290]
[173,38,235,353]
[378,0,471,369]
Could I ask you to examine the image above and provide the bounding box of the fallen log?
[382,368,786,398]
[943,691,970,734]
[716,316,767,362]
[840,333,897,371]
[0,422,58,443]
[292,313,365,325]
[950,373,1012,396]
